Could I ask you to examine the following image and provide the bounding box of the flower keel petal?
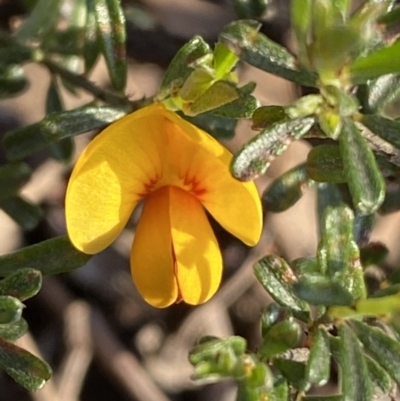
[130,187,178,308]
[169,186,222,305]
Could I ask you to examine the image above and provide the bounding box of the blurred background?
[0,0,399,400]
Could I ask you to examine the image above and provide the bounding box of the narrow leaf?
[318,205,356,276]
[294,275,354,306]
[357,74,400,114]
[339,117,385,215]
[0,337,52,391]
[252,106,288,130]
[0,65,28,98]
[259,319,301,358]
[349,39,400,84]
[0,196,43,231]
[220,21,318,87]
[0,236,91,277]
[84,0,101,73]
[231,116,314,181]
[183,113,237,140]
[351,319,400,384]
[306,328,331,387]
[290,0,312,66]
[160,36,211,94]
[365,355,392,396]
[0,319,28,342]
[254,255,310,322]
[210,82,259,119]
[188,81,239,116]
[94,0,127,91]
[262,163,314,212]
[0,162,31,202]
[45,80,74,162]
[0,296,24,324]
[339,324,373,401]
[273,359,309,391]
[0,268,42,301]
[3,106,126,161]
[307,145,346,183]
[361,114,400,150]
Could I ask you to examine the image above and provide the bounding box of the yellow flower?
[66,103,262,307]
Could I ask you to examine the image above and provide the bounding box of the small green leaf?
[0,296,24,324]
[302,397,343,401]
[262,163,314,212]
[306,328,331,387]
[290,0,312,66]
[339,117,385,215]
[0,319,28,342]
[306,144,346,183]
[361,114,400,150]
[339,324,373,401]
[365,355,392,396]
[0,236,91,277]
[357,74,400,114]
[254,255,310,322]
[317,184,345,231]
[179,68,214,103]
[353,213,374,247]
[0,65,28,98]
[84,0,101,73]
[349,39,400,84]
[0,337,52,391]
[351,319,400,384]
[0,46,34,67]
[0,162,31,202]
[0,196,43,231]
[268,375,288,401]
[94,0,127,92]
[260,303,287,337]
[220,21,318,87]
[273,358,309,391]
[231,116,314,181]
[318,109,342,139]
[213,42,239,80]
[160,36,211,95]
[210,82,258,119]
[3,106,126,161]
[317,205,357,276]
[45,80,74,162]
[259,319,301,358]
[294,275,354,306]
[291,256,320,276]
[231,0,268,19]
[189,336,246,379]
[252,106,288,130]
[183,113,237,140]
[0,269,41,301]
[15,0,62,41]
[188,81,239,116]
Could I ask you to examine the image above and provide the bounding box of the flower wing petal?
[130,187,178,308]
[66,104,167,254]
[162,109,263,246]
[169,186,222,305]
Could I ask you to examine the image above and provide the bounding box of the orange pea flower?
[66,103,262,307]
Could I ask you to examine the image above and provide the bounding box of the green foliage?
[1,0,400,398]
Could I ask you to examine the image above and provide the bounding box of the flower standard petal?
[130,186,179,308]
[169,186,222,305]
[66,104,169,254]
[159,108,263,246]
